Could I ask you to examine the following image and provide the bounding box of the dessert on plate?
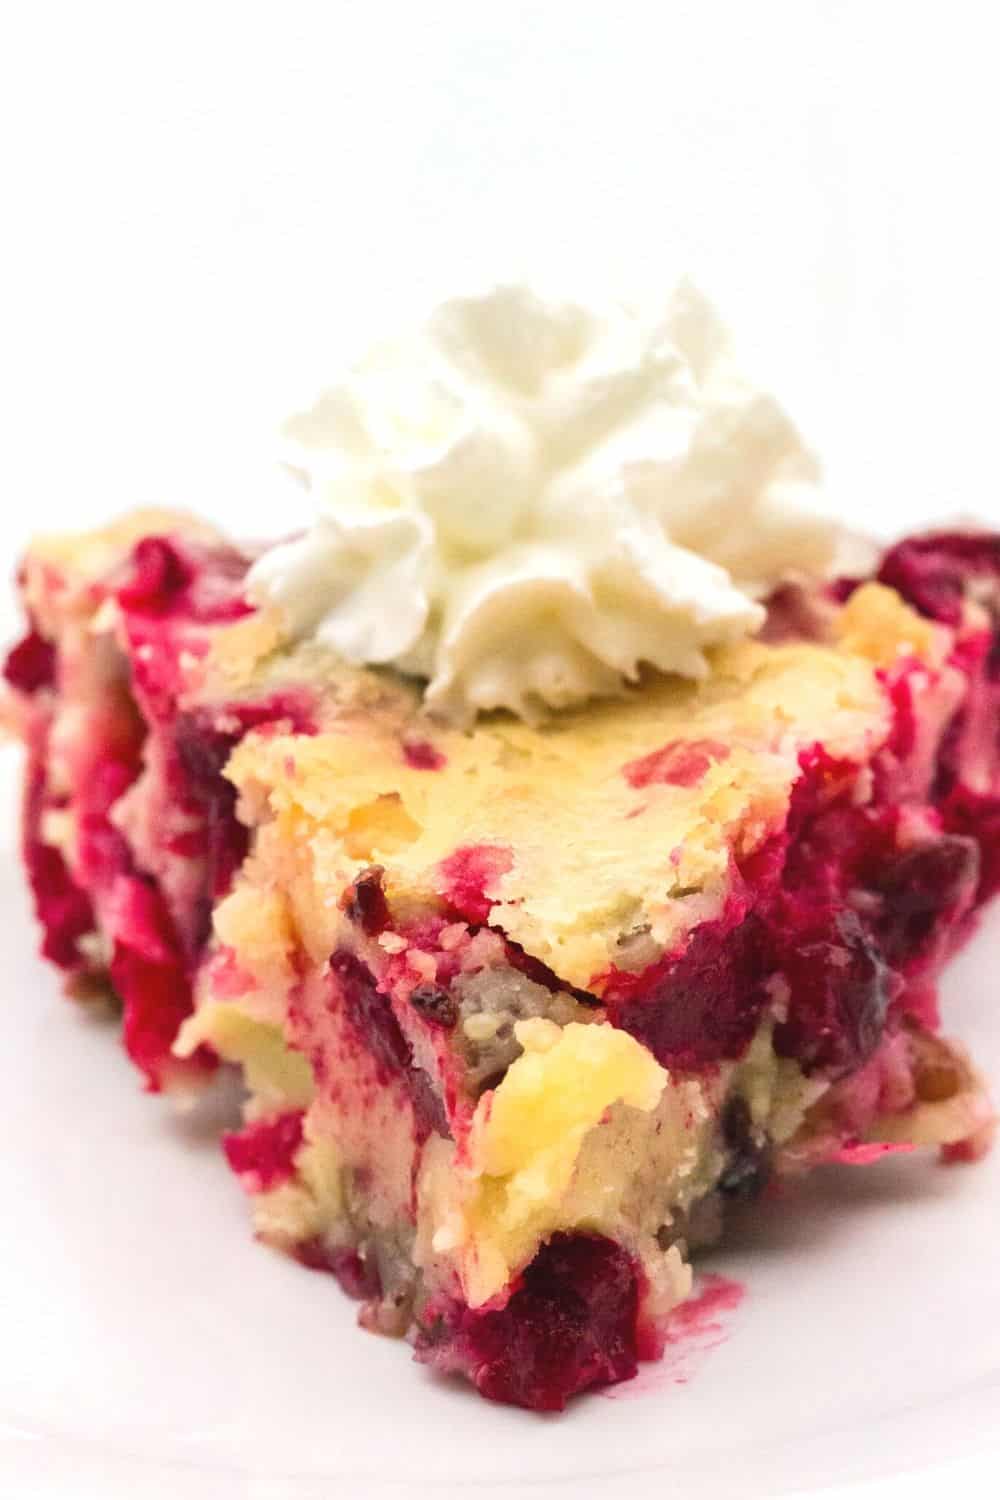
[5,282,998,1409]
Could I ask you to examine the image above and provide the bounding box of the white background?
[2,0,999,627]
[1,5,999,1496]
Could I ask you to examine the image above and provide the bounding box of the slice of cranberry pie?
[5,508,999,1410]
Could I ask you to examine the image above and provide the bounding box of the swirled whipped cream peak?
[247,279,843,723]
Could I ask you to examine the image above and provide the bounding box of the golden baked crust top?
[223,605,919,989]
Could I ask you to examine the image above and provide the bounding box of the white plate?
[1,747,999,1499]
[4,3,1000,1492]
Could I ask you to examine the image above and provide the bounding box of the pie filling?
[5,517,999,1409]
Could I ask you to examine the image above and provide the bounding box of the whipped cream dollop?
[248,279,841,722]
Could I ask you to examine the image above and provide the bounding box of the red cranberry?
[329,951,449,1139]
[293,1241,383,1301]
[402,738,447,771]
[942,789,1000,903]
[878,532,1000,626]
[438,844,513,926]
[872,835,979,967]
[21,738,96,971]
[108,875,210,1090]
[223,1110,305,1190]
[116,535,256,624]
[3,629,56,695]
[416,1233,641,1411]
[603,911,767,1072]
[172,694,318,947]
[828,576,864,604]
[117,537,193,612]
[329,1248,382,1302]
[623,738,730,790]
[773,911,890,1078]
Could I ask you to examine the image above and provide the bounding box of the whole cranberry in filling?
[294,1240,384,1302]
[116,535,255,624]
[870,835,979,968]
[781,750,886,900]
[328,1248,382,1302]
[773,911,890,1078]
[942,790,1000,904]
[109,877,207,1090]
[117,537,193,612]
[878,532,1000,627]
[74,756,141,893]
[26,840,95,970]
[223,1110,305,1191]
[23,763,96,971]
[418,1233,641,1411]
[603,743,966,1082]
[173,713,250,926]
[3,628,56,695]
[602,911,767,1071]
[872,539,1000,907]
[173,695,317,950]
